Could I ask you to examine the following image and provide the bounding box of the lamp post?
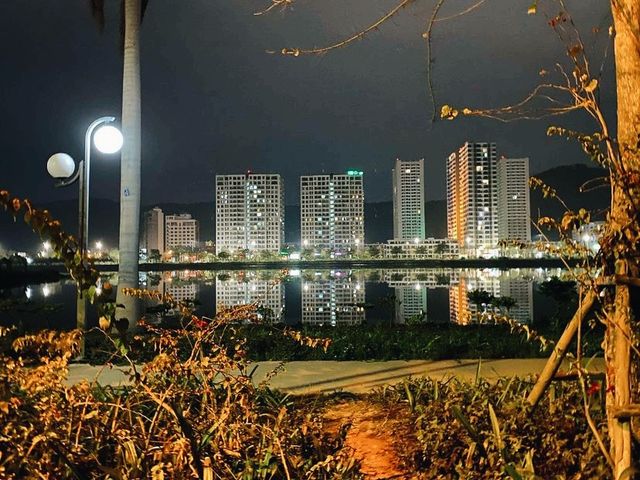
[47,117,123,356]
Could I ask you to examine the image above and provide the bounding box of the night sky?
[0,0,614,205]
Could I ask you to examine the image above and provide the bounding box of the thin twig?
[277,0,416,56]
[434,0,488,22]
[426,0,446,124]
[577,366,615,469]
[254,0,291,17]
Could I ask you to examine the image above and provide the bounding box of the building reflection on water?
[145,271,200,304]
[2,267,566,331]
[384,269,455,324]
[215,271,284,322]
[301,270,365,325]
[131,267,548,326]
[499,277,534,324]
[449,269,534,325]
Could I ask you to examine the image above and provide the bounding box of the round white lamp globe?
[47,153,76,179]
[93,125,123,154]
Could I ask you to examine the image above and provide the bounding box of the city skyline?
[147,146,539,253]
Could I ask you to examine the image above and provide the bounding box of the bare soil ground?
[323,399,421,479]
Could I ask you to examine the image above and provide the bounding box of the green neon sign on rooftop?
[347,170,363,176]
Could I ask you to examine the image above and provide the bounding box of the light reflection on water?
[1,268,567,329]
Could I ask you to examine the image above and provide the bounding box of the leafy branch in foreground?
[0,297,354,478]
[0,190,98,292]
[0,190,121,330]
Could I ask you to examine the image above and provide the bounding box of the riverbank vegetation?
[0,318,610,479]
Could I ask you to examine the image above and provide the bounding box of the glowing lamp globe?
[47,153,76,179]
[93,125,123,154]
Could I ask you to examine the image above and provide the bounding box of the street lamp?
[46,117,123,355]
[47,117,123,258]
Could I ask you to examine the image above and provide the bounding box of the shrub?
[0,309,360,479]
[374,376,610,478]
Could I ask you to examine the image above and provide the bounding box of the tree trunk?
[116,0,142,324]
[608,1,640,476]
[526,289,596,408]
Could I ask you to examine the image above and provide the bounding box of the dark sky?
[0,0,614,205]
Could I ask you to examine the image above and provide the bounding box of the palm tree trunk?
[116,0,142,324]
[608,1,640,476]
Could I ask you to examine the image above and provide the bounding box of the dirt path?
[323,400,418,479]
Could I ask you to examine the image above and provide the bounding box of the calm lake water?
[1,268,565,330]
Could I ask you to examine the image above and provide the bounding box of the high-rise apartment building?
[165,214,199,250]
[215,174,284,254]
[142,207,165,253]
[497,157,531,243]
[447,142,498,254]
[392,158,425,240]
[300,171,364,253]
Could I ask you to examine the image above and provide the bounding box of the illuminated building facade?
[165,213,199,250]
[497,157,531,243]
[300,171,364,253]
[447,142,498,256]
[392,158,425,240]
[215,174,284,254]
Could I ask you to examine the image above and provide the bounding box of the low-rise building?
[382,238,459,259]
[165,213,199,250]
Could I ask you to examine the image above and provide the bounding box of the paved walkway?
[67,358,605,394]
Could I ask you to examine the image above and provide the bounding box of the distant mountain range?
[0,164,609,252]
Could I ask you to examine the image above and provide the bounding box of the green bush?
[235,323,602,362]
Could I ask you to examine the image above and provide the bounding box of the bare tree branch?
[425,0,446,124]
[434,0,488,22]
[254,0,292,17]
[276,0,416,56]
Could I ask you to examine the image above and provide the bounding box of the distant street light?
[46,116,123,357]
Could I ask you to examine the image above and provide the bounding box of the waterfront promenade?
[67,358,605,394]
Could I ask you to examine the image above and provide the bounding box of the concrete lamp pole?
[47,116,123,358]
